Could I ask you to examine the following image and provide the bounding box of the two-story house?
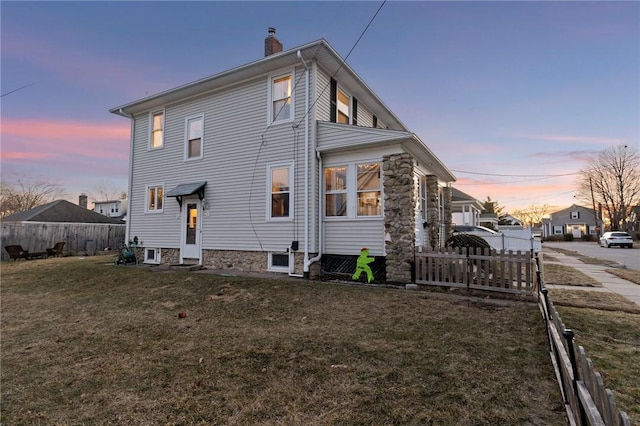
[110,29,455,283]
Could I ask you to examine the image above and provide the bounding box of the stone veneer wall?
[425,175,440,249]
[383,153,415,284]
[441,185,453,241]
[148,247,320,278]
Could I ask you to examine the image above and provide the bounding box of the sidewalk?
[542,250,640,306]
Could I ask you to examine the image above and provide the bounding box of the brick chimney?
[79,193,88,209]
[264,27,283,57]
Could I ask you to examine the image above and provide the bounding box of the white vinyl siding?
[127,67,312,252]
[324,221,384,256]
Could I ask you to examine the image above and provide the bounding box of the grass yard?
[1,255,565,425]
[543,262,640,423]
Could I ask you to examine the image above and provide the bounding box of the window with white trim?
[554,226,563,235]
[268,252,289,273]
[144,248,161,264]
[325,166,347,217]
[150,111,164,149]
[185,115,203,160]
[146,185,164,213]
[270,72,293,123]
[324,162,381,218]
[570,211,580,219]
[268,163,293,219]
[356,163,381,216]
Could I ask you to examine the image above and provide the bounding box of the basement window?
[268,252,289,273]
[144,248,160,264]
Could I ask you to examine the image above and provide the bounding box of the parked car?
[452,225,500,235]
[599,231,633,248]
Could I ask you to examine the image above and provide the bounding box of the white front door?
[571,225,581,238]
[181,198,201,262]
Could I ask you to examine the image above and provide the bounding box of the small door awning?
[165,181,207,208]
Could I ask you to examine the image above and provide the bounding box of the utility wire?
[451,169,578,177]
[1,83,34,97]
[294,0,387,129]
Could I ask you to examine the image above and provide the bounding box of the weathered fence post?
[564,329,587,425]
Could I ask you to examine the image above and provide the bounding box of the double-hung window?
[325,166,347,217]
[150,111,164,149]
[185,115,203,160]
[146,185,164,213]
[324,163,380,218]
[269,163,293,219]
[337,89,350,124]
[356,163,381,216]
[270,72,293,123]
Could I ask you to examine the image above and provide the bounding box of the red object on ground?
[178,312,187,318]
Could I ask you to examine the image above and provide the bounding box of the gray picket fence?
[415,247,534,295]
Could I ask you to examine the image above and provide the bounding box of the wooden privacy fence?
[414,247,534,295]
[536,257,631,425]
[1,222,126,261]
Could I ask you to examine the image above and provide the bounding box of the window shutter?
[373,115,378,128]
[330,78,337,123]
[352,97,358,125]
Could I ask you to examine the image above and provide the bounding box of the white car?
[452,225,500,235]
[599,231,633,248]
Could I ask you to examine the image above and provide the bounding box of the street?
[543,241,639,270]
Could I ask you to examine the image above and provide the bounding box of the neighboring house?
[627,206,640,237]
[110,29,455,283]
[2,199,125,260]
[94,199,127,220]
[542,204,600,239]
[451,188,483,227]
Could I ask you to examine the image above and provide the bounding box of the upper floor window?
[325,166,348,217]
[185,115,203,160]
[269,163,293,219]
[356,163,381,216]
[150,111,164,149]
[337,89,350,124]
[570,211,580,219]
[270,73,292,123]
[146,185,164,213]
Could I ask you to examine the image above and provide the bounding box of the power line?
[1,83,34,98]
[451,169,578,177]
[294,0,387,129]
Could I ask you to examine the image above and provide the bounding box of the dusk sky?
[2,1,638,213]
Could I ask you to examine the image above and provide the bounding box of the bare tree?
[86,181,127,204]
[511,204,550,228]
[0,176,68,219]
[576,145,640,231]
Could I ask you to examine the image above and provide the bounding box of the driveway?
[543,241,639,270]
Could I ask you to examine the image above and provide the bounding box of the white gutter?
[119,108,135,246]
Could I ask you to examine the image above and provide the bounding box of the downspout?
[119,108,134,247]
[294,50,312,277]
[303,56,321,275]
[305,151,323,270]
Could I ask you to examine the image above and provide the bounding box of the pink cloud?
[1,118,129,160]
[1,152,57,160]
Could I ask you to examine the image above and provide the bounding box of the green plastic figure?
[353,247,375,283]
